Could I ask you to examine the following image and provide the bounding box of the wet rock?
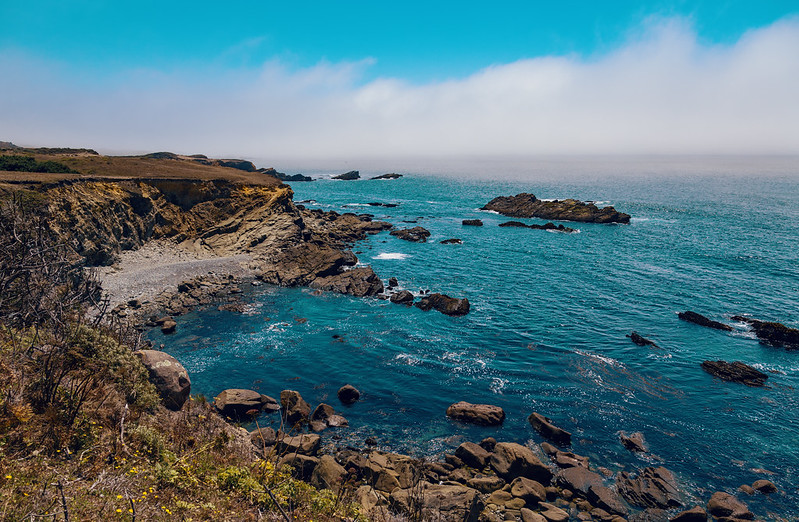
[731,316,799,349]
[371,173,403,180]
[281,389,311,427]
[135,350,191,410]
[387,277,399,288]
[416,293,471,316]
[669,505,708,522]
[309,267,385,297]
[214,388,278,419]
[390,226,431,242]
[627,332,659,348]
[678,311,732,331]
[528,412,572,446]
[700,360,768,386]
[556,466,604,496]
[617,467,682,510]
[332,170,360,180]
[455,441,492,469]
[390,483,483,522]
[160,319,177,334]
[553,450,589,469]
[620,431,648,453]
[482,193,630,224]
[751,479,777,494]
[447,401,505,426]
[440,238,463,244]
[310,454,346,492]
[510,476,547,505]
[490,442,553,484]
[462,219,484,226]
[706,492,753,520]
[337,384,361,404]
[390,290,414,305]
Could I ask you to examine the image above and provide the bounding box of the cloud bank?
[1,17,798,159]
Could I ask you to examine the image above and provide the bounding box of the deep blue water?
[152,161,799,517]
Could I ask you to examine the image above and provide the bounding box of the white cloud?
[1,17,798,160]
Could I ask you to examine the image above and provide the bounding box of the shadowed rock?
[370,173,403,180]
[628,331,659,348]
[337,384,360,404]
[415,293,470,316]
[440,238,463,244]
[732,316,799,349]
[281,389,311,427]
[455,442,491,469]
[462,219,483,226]
[483,193,630,223]
[678,311,732,331]
[620,431,649,453]
[498,221,575,232]
[701,360,768,387]
[389,290,414,305]
[390,226,431,242]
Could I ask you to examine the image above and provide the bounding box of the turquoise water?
[153,162,799,516]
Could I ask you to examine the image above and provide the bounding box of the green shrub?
[0,155,78,174]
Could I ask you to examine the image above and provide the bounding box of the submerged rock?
[332,170,360,180]
[678,311,732,331]
[440,238,463,244]
[462,219,483,226]
[390,226,431,242]
[628,331,659,348]
[528,412,572,446]
[700,360,768,387]
[731,316,799,349]
[135,350,191,411]
[446,401,505,426]
[482,193,630,224]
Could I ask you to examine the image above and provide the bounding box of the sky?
[1,1,798,160]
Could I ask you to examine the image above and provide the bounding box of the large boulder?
[617,467,682,510]
[277,433,321,456]
[528,412,572,445]
[310,454,347,492]
[390,289,414,305]
[337,384,360,404]
[416,293,471,316]
[390,483,483,522]
[332,170,360,180]
[670,506,708,522]
[281,390,311,427]
[277,454,319,481]
[510,476,547,505]
[455,442,492,469]
[390,226,431,242]
[213,389,279,419]
[309,267,384,297]
[556,466,604,496]
[309,403,348,432]
[446,401,505,426]
[489,442,553,484]
[700,360,768,386]
[482,193,630,224]
[706,492,753,520]
[587,484,628,516]
[677,311,732,331]
[134,350,190,410]
[731,316,799,349]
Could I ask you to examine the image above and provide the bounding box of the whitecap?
[490,378,508,394]
[394,353,420,366]
[374,252,410,260]
[573,348,625,368]
[478,209,500,214]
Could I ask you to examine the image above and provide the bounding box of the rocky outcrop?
[617,467,682,510]
[273,172,313,182]
[498,221,575,232]
[751,479,777,494]
[135,350,191,410]
[390,226,430,242]
[259,245,357,287]
[670,506,708,522]
[731,316,799,349]
[390,483,483,522]
[482,193,630,224]
[415,293,470,316]
[370,173,403,180]
[213,389,279,419]
[309,403,348,432]
[309,267,385,297]
[337,384,360,404]
[701,360,768,386]
[678,311,732,331]
[462,219,483,226]
[490,442,552,484]
[332,170,360,180]
[706,492,753,520]
[455,442,491,469]
[446,401,505,426]
[628,332,659,348]
[389,290,414,305]
[281,390,311,427]
[528,412,572,446]
[620,431,649,453]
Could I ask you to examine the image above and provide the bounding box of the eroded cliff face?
[42,179,305,265]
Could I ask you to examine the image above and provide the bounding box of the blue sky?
[1,1,798,158]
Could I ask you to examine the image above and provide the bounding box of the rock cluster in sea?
[482,193,631,224]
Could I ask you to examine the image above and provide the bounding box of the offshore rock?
[309,267,385,297]
[390,226,431,242]
[462,219,484,226]
[440,238,463,244]
[620,431,649,453]
[617,467,682,510]
[483,193,630,224]
[370,173,403,179]
[213,389,279,419]
[415,293,470,316]
[678,311,732,331]
[706,492,753,520]
[447,401,505,426]
[701,360,768,386]
[135,350,190,410]
[389,289,414,305]
[498,221,575,232]
[751,479,777,494]
[628,331,659,348]
[528,412,572,446]
[731,316,799,349]
[332,170,360,180]
[337,384,360,404]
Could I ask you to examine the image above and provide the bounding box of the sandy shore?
[94,240,253,309]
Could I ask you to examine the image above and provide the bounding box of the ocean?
[151,157,799,517]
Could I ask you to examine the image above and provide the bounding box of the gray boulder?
[135,350,190,410]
